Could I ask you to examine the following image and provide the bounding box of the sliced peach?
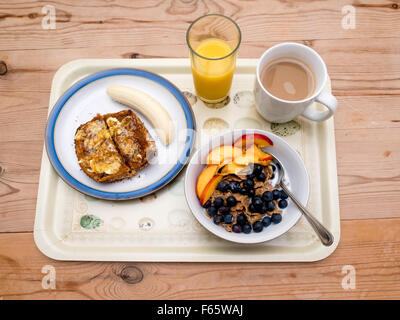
[206,146,242,165]
[258,157,273,166]
[246,144,273,159]
[234,153,258,166]
[234,144,273,166]
[233,133,273,150]
[196,165,219,198]
[199,175,223,206]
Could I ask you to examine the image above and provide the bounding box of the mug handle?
[301,91,338,122]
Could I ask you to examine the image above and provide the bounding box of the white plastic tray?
[34,59,340,261]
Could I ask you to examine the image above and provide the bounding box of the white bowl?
[184,129,310,244]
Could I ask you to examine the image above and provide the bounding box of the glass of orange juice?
[186,14,241,105]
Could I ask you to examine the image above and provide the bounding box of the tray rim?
[34,58,341,262]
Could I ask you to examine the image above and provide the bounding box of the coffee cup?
[254,42,338,123]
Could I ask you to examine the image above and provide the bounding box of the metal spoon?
[270,155,334,246]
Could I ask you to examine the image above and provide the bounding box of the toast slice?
[104,110,156,172]
[74,115,133,183]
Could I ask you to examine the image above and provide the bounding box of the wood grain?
[0,219,399,299]
[0,0,399,52]
[1,38,399,95]
[0,0,399,299]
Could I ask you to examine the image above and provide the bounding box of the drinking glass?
[186,14,241,105]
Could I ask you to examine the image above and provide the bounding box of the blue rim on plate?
[45,68,195,200]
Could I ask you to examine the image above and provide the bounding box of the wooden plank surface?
[0,0,399,299]
[1,219,399,299]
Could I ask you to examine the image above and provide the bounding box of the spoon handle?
[280,183,334,246]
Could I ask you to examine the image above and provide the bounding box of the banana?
[106,85,175,146]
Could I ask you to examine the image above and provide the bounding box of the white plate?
[185,129,310,244]
[45,68,195,200]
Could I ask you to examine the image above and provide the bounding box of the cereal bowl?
[184,129,310,244]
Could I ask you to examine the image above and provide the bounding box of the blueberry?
[213,215,223,225]
[219,206,230,214]
[202,200,212,209]
[278,199,288,209]
[224,213,234,224]
[207,206,217,216]
[246,173,256,180]
[217,181,229,192]
[239,187,248,195]
[271,213,282,224]
[280,190,288,199]
[257,172,266,182]
[244,179,254,189]
[242,224,252,234]
[253,164,263,175]
[270,164,276,172]
[252,197,263,210]
[240,181,248,190]
[260,204,267,214]
[262,216,272,227]
[232,224,242,233]
[272,189,281,200]
[214,197,224,208]
[252,221,264,233]
[229,181,241,193]
[226,196,237,207]
[247,188,255,197]
[236,213,247,225]
[266,201,275,212]
[249,203,256,213]
[262,191,273,202]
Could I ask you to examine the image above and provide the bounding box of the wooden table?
[0,0,399,300]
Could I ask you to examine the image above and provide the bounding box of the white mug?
[254,42,338,123]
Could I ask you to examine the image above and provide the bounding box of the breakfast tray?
[34,59,340,262]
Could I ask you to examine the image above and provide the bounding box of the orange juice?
[191,38,236,102]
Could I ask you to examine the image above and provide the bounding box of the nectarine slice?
[206,146,242,165]
[199,175,223,205]
[234,153,258,166]
[234,144,273,166]
[247,144,273,159]
[196,165,218,198]
[233,133,273,150]
[253,144,273,166]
